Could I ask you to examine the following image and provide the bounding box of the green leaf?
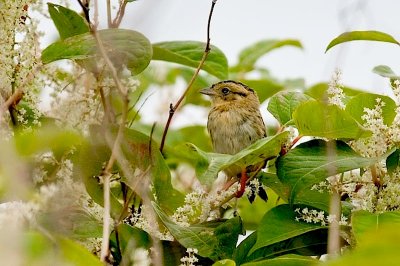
[58,237,103,266]
[249,205,326,254]
[268,91,312,125]
[153,202,243,261]
[345,93,397,126]
[352,210,400,242]
[233,232,258,264]
[325,30,400,52]
[110,224,151,264]
[152,41,228,79]
[187,132,289,188]
[259,172,290,202]
[241,254,318,266]
[305,82,363,101]
[48,3,89,40]
[276,140,388,210]
[239,79,285,103]
[372,65,400,79]
[293,101,371,139]
[244,229,327,263]
[236,39,303,72]
[386,149,400,175]
[42,29,152,75]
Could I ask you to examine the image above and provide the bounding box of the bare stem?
[159,0,218,152]
[112,0,128,28]
[106,0,112,28]
[327,189,341,256]
[100,173,111,261]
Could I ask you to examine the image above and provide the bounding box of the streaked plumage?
[200,80,266,179]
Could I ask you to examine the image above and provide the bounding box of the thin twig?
[159,0,218,152]
[112,0,128,28]
[100,172,111,262]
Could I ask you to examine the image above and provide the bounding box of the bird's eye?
[221,87,230,95]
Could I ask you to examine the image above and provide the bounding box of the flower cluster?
[294,207,348,226]
[327,69,346,109]
[180,248,199,266]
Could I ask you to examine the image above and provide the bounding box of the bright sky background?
[41,0,400,126]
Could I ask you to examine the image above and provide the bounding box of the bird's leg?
[235,169,247,198]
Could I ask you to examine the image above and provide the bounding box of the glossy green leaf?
[276,140,389,210]
[345,93,396,125]
[152,41,228,79]
[236,39,303,72]
[268,91,312,125]
[305,82,363,101]
[372,65,400,79]
[187,132,289,188]
[234,232,258,264]
[249,205,326,254]
[259,172,290,202]
[42,29,152,75]
[244,229,327,263]
[293,101,371,139]
[239,79,285,103]
[242,254,318,266]
[153,202,243,261]
[386,149,400,175]
[48,3,89,40]
[352,210,400,242]
[325,30,400,52]
[58,237,103,266]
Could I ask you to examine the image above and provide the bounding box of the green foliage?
[42,29,152,75]
[152,41,228,79]
[372,65,400,79]
[345,93,396,125]
[234,205,327,265]
[293,101,371,139]
[233,39,303,72]
[277,140,388,210]
[268,91,312,125]
[154,203,244,261]
[47,3,89,39]
[325,30,399,52]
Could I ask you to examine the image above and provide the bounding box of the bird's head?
[200,80,259,106]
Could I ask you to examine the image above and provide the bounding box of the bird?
[200,80,267,198]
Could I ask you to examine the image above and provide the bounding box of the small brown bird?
[200,80,267,197]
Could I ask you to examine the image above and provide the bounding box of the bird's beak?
[200,87,216,96]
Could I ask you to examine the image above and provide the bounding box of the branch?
[112,0,128,28]
[159,0,218,153]
[1,89,24,113]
